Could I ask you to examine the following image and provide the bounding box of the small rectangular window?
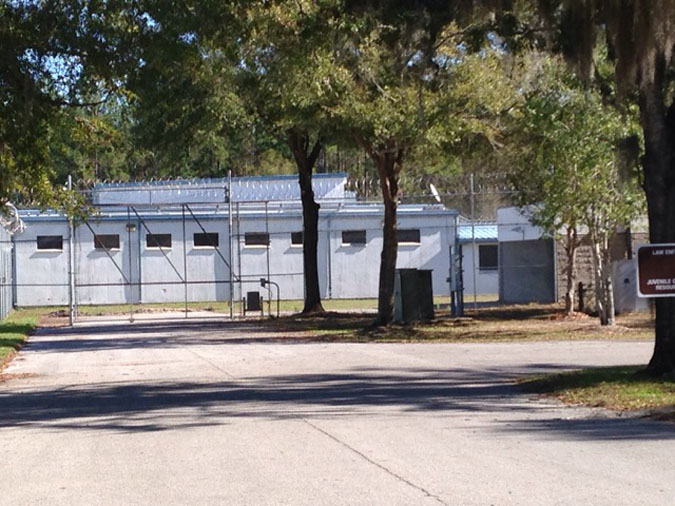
[479,244,498,271]
[37,235,63,250]
[194,232,219,248]
[397,229,421,244]
[245,232,269,246]
[146,233,172,249]
[291,232,303,246]
[342,230,366,245]
[94,234,120,250]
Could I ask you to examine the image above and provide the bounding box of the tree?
[529,1,675,372]
[128,1,339,313]
[332,5,514,324]
[49,101,150,183]
[508,54,644,320]
[234,0,349,314]
[0,0,148,205]
[128,15,250,179]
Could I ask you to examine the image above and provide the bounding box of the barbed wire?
[15,172,519,221]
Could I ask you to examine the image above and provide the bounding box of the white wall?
[15,205,457,306]
[14,220,70,306]
[321,210,455,299]
[75,221,137,305]
[235,211,306,301]
[460,242,499,296]
[497,206,545,242]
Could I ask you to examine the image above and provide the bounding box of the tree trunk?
[602,235,616,326]
[287,130,325,314]
[359,140,404,326]
[377,164,399,326]
[563,225,579,315]
[639,76,675,375]
[590,228,616,326]
[590,239,607,324]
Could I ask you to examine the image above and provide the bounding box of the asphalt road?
[1,315,672,506]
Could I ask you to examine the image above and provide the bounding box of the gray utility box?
[394,269,434,323]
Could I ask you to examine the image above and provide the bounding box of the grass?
[520,366,675,414]
[43,301,650,344]
[13,302,655,345]
[262,304,654,343]
[23,296,487,318]
[0,308,44,370]
[31,298,379,317]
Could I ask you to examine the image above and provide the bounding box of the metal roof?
[19,202,457,223]
[457,224,498,242]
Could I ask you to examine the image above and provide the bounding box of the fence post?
[228,170,234,320]
[67,175,76,326]
[470,174,478,311]
[182,204,188,319]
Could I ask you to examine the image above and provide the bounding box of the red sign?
[637,244,675,297]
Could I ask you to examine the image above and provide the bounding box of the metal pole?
[67,175,75,326]
[228,171,234,320]
[127,206,134,323]
[182,204,188,319]
[136,212,142,307]
[265,201,271,316]
[470,174,478,311]
[236,202,242,315]
[326,216,333,299]
[10,234,17,309]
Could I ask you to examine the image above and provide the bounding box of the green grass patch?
[21,296,473,319]
[36,298,378,317]
[0,308,47,369]
[520,366,675,412]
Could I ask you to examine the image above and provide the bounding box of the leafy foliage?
[0,0,150,204]
[506,53,645,323]
[508,54,644,234]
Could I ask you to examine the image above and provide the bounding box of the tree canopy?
[4,1,675,371]
[0,0,151,204]
[528,0,675,375]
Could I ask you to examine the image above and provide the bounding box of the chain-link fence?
[346,173,559,307]
[0,227,13,320]
[10,172,569,320]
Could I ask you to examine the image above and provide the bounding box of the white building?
[14,174,459,307]
[457,222,499,299]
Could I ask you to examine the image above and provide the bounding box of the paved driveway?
[1,316,672,506]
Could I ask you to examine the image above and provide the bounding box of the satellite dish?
[1,202,25,235]
[429,183,442,203]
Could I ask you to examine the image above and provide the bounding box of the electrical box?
[394,269,434,323]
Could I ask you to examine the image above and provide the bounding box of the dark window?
[479,244,498,271]
[397,229,421,244]
[342,230,366,245]
[94,234,120,250]
[146,233,172,249]
[244,232,269,246]
[194,232,219,248]
[37,235,63,250]
[291,232,303,245]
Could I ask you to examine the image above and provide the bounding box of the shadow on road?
[2,366,673,440]
[500,415,675,441]
[0,368,522,431]
[25,320,319,352]
[2,320,670,441]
